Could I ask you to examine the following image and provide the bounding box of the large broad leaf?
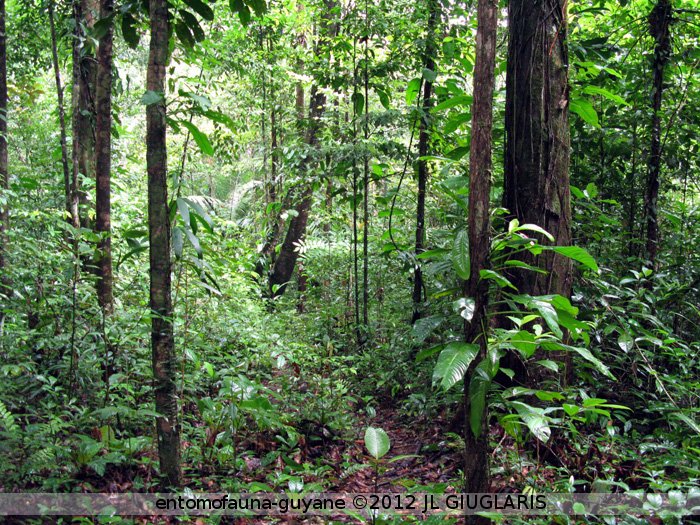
[582,85,629,106]
[180,121,214,156]
[182,0,214,20]
[433,342,479,391]
[405,78,421,105]
[530,299,562,338]
[570,97,600,127]
[364,427,390,459]
[511,330,536,358]
[511,401,551,443]
[452,229,470,280]
[550,246,598,272]
[522,414,551,443]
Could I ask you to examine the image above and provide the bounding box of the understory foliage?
[0,0,699,523]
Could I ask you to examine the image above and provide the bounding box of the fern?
[0,400,19,434]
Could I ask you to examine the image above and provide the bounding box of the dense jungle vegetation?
[0,0,699,522]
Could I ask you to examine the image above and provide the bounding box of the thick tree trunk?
[411,0,438,324]
[503,0,572,386]
[644,0,672,267]
[49,2,79,232]
[147,0,180,487]
[462,0,497,507]
[95,0,113,315]
[0,0,8,292]
[504,0,572,298]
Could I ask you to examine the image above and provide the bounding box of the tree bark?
[644,0,672,267]
[95,0,113,315]
[504,0,572,298]
[72,0,98,230]
[503,0,572,386]
[411,0,438,325]
[147,0,180,487]
[268,86,324,295]
[462,0,497,508]
[0,0,8,291]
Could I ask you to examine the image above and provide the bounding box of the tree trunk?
[0,0,8,291]
[268,84,322,295]
[644,0,672,267]
[95,0,113,315]
[73,0,98,230]
[269,3,338,296]
[49,1,79,232]
[503,0,572,386]
[462,0,497,508]
[504,0,572,298]
[411,0,438,324]
[147,0,180,487]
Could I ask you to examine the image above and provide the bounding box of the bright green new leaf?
[570,97,600,127]
[550,246,599,272]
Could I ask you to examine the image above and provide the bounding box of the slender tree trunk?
[627,121,638,258]
[462,0,497,508]
[411,0,438,324]
[504,0,572,298]
[269,2,338,296]
[644,0,672,267]
[269,85,324,295]
[73,0,97,230]
[49,1,78,231]
[361,5,370,331]
[147,0,180,487]
[503,0,572,385]
[0,0,8,291]
[95,0,113,314]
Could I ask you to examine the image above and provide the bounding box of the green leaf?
[511,330,536,358]
[444,112,471,134]
[433,342,479,391]
[434,94,472,112]
[182,0,214,20]
[523,414,551,443]
[377,89,390,109]
[479,269,516,290]
[406,78,421,105]
[568,345,615,379]
[121,13,140,49]
[452,229,470,280]
[570,97,600,127]
[364,427,390,459]
[469,360,493,437]
[352,92,364,116]
[180,121,214,156]
[582,85,629,106]
[550,246,598,272]
[140,90,163,106]
[617,334,633,352]
[512,223,555,242]
[179,10,205,42]
[531,299,562,338]
[174,18,195,48]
